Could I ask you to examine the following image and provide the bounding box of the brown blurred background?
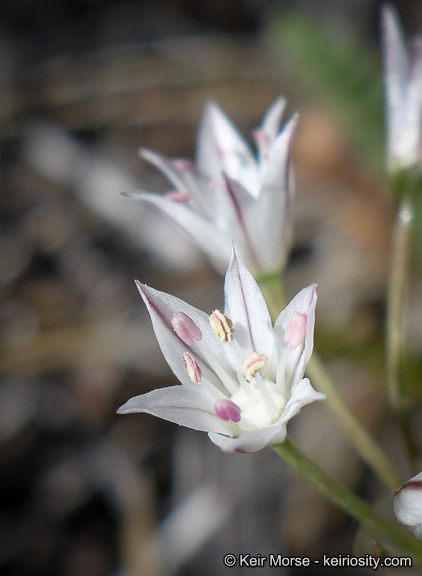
[1,1,421,575]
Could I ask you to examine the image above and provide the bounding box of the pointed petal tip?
[381,3,397,21]
[229,241,241,267]
[204,99,223,115]
[288,111,300,130]
[381,4,404,45]
[134,279,149,303]
[119,189,157,202]
[273,95,287,109]
[116,401,131,414]
[138,146,153,159]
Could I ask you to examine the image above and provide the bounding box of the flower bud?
[393,471,422,539]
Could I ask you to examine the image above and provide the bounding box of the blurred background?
[1,0,422,574]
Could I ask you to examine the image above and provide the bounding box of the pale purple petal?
[117,385,234,435]
[224,246,275,364]
[208,421,286,453]
[280,378,325,424]
[125,191,232,273]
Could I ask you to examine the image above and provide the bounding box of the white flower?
[382,5,422,172]
[118,246,324,453]
[123,98,297,275]
[394,471,422,539]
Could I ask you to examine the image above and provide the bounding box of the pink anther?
[165,191,190,203]
[171,312,202,346]
[284,311,307,349]
[215,399,241,423]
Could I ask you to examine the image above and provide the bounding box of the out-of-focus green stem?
[306,354,402,491]
[273,437,422,562]
[386,190,420,473]
[257,272,402,492]
[257,271,287,313]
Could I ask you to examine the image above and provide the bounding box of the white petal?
[117,385,233,435]
[404,38,422,163]
[260,113,298,189]
[136,282,233,391]
[280,378,325,424]
[125,191,232,273]
[274,284,317,379]
[224,246,275,362]
[213,175,260,273]
[257,97,287,156]
[140,148,212,218]
[382,5,408,119]
[381,6,417,168]
[196,101,259,197]
[251,114,298,272]
[208,421,287,453]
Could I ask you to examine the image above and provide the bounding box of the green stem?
[273,437,422,562]
[257,272,402,492]
[306,354,402,492]
[385,192,420,473]
[256,270,287,312]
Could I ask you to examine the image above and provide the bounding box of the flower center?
[230,379,285,429]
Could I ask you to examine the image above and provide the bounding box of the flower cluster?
[118,247,324,453]
[124,98,297,275]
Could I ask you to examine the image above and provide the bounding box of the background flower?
[382,5,422,172]
[123,99,297,276]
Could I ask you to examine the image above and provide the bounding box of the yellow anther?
[209,309,234,343]
[243,352,268,381]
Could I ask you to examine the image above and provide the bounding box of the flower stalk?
[386,185,421,474]
[273,436,422,563]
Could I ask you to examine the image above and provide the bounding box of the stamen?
[254,373,279,420]
[165,191,190,203]
[243,352,268,381]
[172,312,202,346]
[275,352,287,395]
[215,399,241,423]
[237,372,254,400]
[182,353,202,383]
[175,159,197,173]
[183,353,227,399]
[278,344,305,394]
[284,312,307,349]
[209,309,234,342]
[253,128,268,159]
[195,344,238,395]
